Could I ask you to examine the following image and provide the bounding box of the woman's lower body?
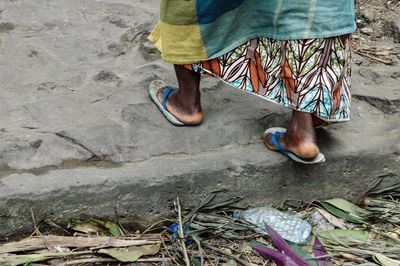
[153,35,352,163]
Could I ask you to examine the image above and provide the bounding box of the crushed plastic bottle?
[233,207,312,244]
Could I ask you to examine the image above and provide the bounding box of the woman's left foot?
[263,130,320,161]
[263,111,322,161]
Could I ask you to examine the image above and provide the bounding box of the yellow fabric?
[148,21,208,64]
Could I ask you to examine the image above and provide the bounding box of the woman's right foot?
[156,86,203,126]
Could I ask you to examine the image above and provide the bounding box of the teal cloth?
[199,0,356,60]
[150,0,356,64]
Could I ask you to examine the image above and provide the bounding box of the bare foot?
[263,131,320,160]
[156,86,203,126]
[263,111,320,160]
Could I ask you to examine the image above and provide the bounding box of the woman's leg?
[264,110,320,160]
[156,65,203,125]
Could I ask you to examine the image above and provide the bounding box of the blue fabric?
[199,0,356,60]
[196,0,245,24]
[162,86,175,111]
[152,0,356,63]
[271,132,290,154]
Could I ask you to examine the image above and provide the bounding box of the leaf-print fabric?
[185,35,352,122]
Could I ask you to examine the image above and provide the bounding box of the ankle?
[175,91,201,111]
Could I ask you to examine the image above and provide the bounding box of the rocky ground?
[0,0,399,240]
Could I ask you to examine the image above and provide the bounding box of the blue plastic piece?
[169,223,193,245]
[162,87,176,111]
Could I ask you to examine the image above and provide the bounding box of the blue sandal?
[264,127,326,164]
[149,80,185,126]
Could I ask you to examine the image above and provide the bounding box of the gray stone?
[360,27,374,35]
[120,24,150,44]
[352,64,400,114]
[391,72,400,79]
[105,16,129,29]
[28,50,39,58]
[358,68,382,84]
[0,0,399,240]
[386,19,400,42]
[107,42,128,57]
[0,22,14,33]
[37,82,57,91]
[94,70,121,85]
[360,10,375,23]
[142,41,158,55]
[353,95,400,114]
[354,58,363,65]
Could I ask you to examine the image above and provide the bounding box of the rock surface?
[386,19,400,42]
[0,0,399,239]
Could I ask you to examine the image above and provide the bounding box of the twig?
[43,219,71,236]
[0,236,160,254]
[113,204,128,237]
[140,219,174,236]
[355,51,393,65]
[30,208,40,237]
[193,236,205,266]
[204,244,254,266]
[138,257,173,262]
[58,257,171,266]
[192,253,221,261]
[30,209,57,253]
[1,251,93,264]
[371,229,400,244]
[176,198,191,266]
[161,236,181,265]
[58,258,117,266]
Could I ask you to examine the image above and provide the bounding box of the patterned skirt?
[184,35,352,122]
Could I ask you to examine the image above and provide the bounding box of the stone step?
[1,94,399,239]
[1,0,400,240]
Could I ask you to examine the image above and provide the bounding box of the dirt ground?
[355,0,400,63]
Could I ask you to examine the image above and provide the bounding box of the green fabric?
[160,0,197,25]
[150,0,356,64]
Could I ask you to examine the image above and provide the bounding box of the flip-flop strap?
[271,132,290,154]
[162,86,176,111]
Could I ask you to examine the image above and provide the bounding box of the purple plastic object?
[252,244,298,266]
[313,237,333,266]
[264,223,310,266]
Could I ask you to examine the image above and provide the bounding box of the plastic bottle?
[233,207,312,244]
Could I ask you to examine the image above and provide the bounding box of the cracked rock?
[391,72,400,79]
[120,24,149,44]
[94,70,121,85]
[105,16,129,28]
[29,139,43,149]
[37,82,57,91]
[353,95,400,114]
[386,19,400,42]
[358,68,382,84]
[107,42,128,57]
[0,22,14,33]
